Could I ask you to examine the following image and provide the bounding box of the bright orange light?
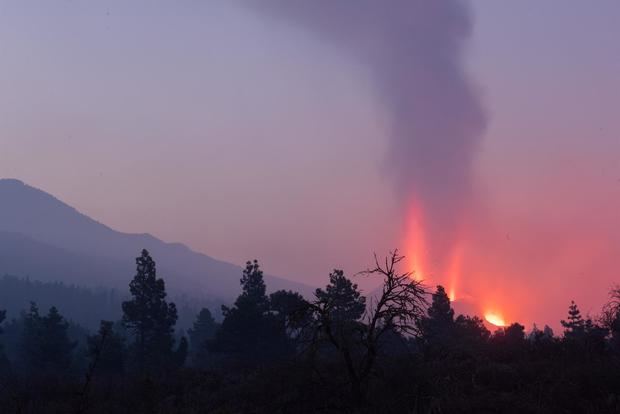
[405,203,427,281]
[403,201,528,327]
[446,243,463,302]
[484,312,506,327]
[405,203,462,303]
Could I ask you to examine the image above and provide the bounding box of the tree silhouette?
[122,249,180,374]
[358,251,427,376]
[583,318,608,356]
[210,260,287,363]
[454,314,490,356]
[427,285,454,324]
[503,323,526,343]
[77,320,126,412]
[269,290,311,346]
[238,259,269,309]
[314,270,366,325]
[310,251,427,407]
[0,308,5,332]
[174,336,189,367]
[528,324,559,359]
[188,308,218,368]
[0,308,9,375]
[86,320,125,378]
[310,268,367,406]
[1,252,620,412]
[312,269,366,356]
[454,315,489,341]
[20,303,77,375]
[420,285,456,357]
[490,322,526,361]
[602,286,620,353]
[561,300,585,339]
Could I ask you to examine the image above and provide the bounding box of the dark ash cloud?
[244,0,487,258]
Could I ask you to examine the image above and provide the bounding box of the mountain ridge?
[0,178,314,300]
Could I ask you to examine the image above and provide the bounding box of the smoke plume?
[244,1,487,268]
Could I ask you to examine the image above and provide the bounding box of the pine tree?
[561,300,585,338]
[454,315,490,342]
[122,249,179,374]
[188,308,218,367]
[269,290,311,335]
[238,259,269,310]
[583,318,608,355]
[543,325,555,338]
[420,285,455,352]
[86,320,125,378]
[311,269,367,365]
[314,269,366,325]
[427,285,454,325]
[211,260,287,362]
[504,322,526,343]
[213,261,266,351]
[20,303,77,375]
[310,252,426,407]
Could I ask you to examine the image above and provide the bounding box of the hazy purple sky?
[1,1,619,326]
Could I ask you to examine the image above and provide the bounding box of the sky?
[1,1,619,329]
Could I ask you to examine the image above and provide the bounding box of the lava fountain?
[246,0,491,324]
[404,202,512,325]
[404,201,463,303]
[404,203,428,282]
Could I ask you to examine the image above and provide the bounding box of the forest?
[0,249,619,414]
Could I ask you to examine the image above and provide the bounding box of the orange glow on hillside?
[484,312,506,327]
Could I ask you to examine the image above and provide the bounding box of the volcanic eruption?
[244,0,488,315]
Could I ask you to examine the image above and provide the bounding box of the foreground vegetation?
[0,249,619,413]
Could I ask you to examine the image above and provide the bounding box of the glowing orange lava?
[484,312,506,327]
[404,202,521,327]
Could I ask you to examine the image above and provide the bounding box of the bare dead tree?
[358,250,428,384]
[307,250,428,409]
[601,286,620,329]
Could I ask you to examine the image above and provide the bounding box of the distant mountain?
[0,179,314,301]
[0,230,131,288]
